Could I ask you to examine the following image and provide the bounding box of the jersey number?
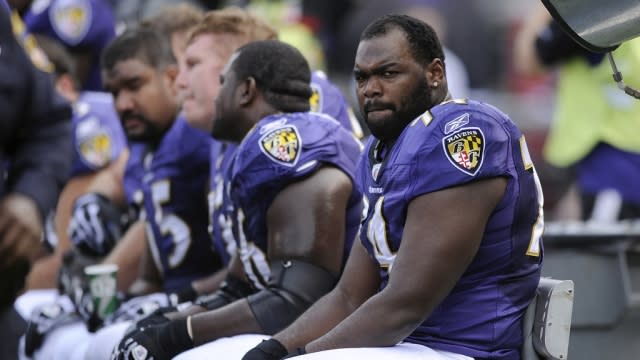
[145,180,192,269]
[520,136,543,257]
[365,196,396,270]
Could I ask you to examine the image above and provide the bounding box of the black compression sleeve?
[247,259,337,335]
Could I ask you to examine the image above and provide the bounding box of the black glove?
[123,306,174,338]
[24,301,80,357]
[112,319,193,360]
[68,193,125,257]
[106,293,176,328]
[56,249,108,331]
[242,339,290,360]
[57,249,97,297]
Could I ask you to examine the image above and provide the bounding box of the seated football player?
[22,27,224,360]
[175,6,363,297]
[242,14,543,360]
[109,40,364,360]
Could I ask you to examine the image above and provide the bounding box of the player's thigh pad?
[296,343,473,360]
[173,334,269,360]
[83,321,132,360]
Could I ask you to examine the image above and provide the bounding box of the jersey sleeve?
[407,107,514,200]
[233,114,361,206]
[25,0,115,49]
[71,110,125,177]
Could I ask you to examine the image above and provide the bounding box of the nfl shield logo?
[259,125,301,166]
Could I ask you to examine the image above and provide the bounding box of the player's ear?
[164,64,180,96]
[425,58,445,88]
[238,77,257,106]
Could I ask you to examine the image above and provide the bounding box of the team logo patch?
[50,0,91,45]
[309,84,322,112]
[442,127,485,176]
[79,132,112,168]
[76,116,113,168]
[259,125,301,166]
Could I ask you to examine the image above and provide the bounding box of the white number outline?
[365,196,396,271]
[236,208,270,289]
[520,136,544,257]
[144,180,193,269]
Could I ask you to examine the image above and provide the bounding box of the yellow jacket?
[544,38,640,167]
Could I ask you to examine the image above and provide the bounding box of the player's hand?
[111,319,193,360]
[68,193,123,257]
[0,193,44,266]
[56,249,96,314]
[242,339,290,360]
[123,307,172,337]
[106,293,175,328]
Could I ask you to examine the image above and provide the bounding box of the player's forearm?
[275,286,354,352]
[86,151,128,206]
[102,221,147,291]
[305,288,423,352]
[127,278,163,297]
[190,298,262,346]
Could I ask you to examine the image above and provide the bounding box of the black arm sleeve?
[535,19,604,67]
[2,22,73,220]
[247,259,337,335]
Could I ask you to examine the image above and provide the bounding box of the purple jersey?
[70,91,125,177]
[24,0,116,91]
[229,112,363,289]
[124,117,221,293]
[357,99,543,360]
[310,70,364,139]
[208,140,237,266]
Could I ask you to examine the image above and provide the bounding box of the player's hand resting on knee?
[111,319,193,360]
[242,339,306,360]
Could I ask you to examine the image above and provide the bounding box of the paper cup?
[84,264,119,320]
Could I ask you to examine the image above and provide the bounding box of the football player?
[110,40,363,360]
[22,27,223,360]
[179,6,363,290]
[242,14,543,360]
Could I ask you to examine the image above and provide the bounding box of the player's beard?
[121,112,166,143]
[364,78,432,144]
